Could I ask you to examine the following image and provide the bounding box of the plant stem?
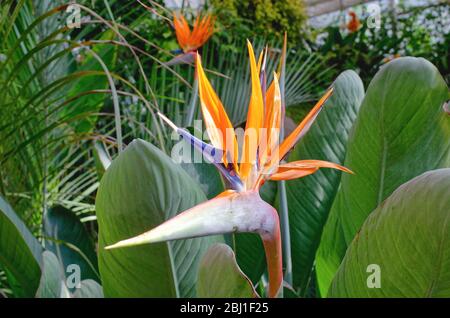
[278,180,292,285]
[185,75,199,127]
[278,32,293,286]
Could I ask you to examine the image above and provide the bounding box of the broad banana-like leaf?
[329,169,450,297]
[316,57,450,296]
[96,139,223,297]
[43,206,99,285]
[286,70,364,294]
[197,243,258,298]
[0,195,42,297]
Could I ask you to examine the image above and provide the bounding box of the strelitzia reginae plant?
[106,39,352,297]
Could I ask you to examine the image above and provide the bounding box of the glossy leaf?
[316,57,450,296]
[329,169,450,297]
[285,70,364,294]
[197,243,258,298]
[0,195,42,297]
[96,139,223,297]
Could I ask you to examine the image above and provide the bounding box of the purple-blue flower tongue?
[158,112,244,191]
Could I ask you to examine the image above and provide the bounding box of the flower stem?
[277,32,293,287]
[261,212,283,298]
[185,75,199,127]
[278,180,292,286]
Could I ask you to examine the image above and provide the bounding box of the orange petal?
[269,159,352,181]
[173,13,214,52]
[196,54,238,168]
[240,40,264,180]
[259,73,281,169]
[279,159,353,173]
[270,167,318,181]
[190,14,215,51]
[276,88,334,163]
[173,13,191,52]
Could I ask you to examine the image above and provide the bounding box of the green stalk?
[278,34,293,286]
[185,75,198,127]
[278,180,292,285]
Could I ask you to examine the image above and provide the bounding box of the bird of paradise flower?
[167,12,215,66]
[347,11,361,33]
[106,41,352,298]
[166,11,215,125]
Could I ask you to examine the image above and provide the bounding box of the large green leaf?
[43,206,99,285]
[316,57,450,296]
[329,169,450,297]
[0,195,42,297]
[96,139,223,297]
[285,70,364,294]
[197,243,257,298]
